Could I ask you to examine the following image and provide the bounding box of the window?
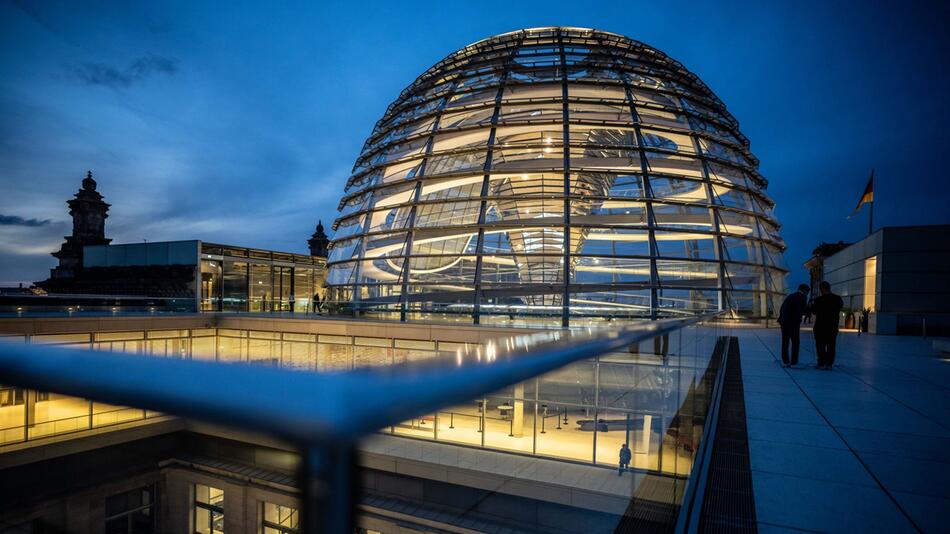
[293,267,314,313]
[863,256,877,311]
[222,261,248,312]
[105,484,156,534]
[194,484,224,534]
[200,260,222,311]
[261,502,299,534]
[249,263,272,312]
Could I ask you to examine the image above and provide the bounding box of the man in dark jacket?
[778,284,810,367]
[812,281,844,370]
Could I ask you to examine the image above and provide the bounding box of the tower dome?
[326,27,787,325]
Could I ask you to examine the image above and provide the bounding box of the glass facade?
[326,27,787,325]
[0,321,720,479]
[199,243,325,313]
[68,240,326,313]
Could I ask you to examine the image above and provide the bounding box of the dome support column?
[472,36,521,325]
[558,32,572,328]
[617,72,661,320]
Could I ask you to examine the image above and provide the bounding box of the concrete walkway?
[735,328,950,533]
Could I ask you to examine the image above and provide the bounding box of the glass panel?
[431,128,491,153]
[274,266,292,312]
[194,484,224,534]
[568,102,632,123]
[483,387,534,454]
[248,337,280,366]
[498,101,562,124]
[30,393,90,438]
[441,107,496,129]
[262,501,299,532]
[650,177,706,201]
[0,386,25,445]
[656,288,720,314]
[576,228,651,256]
[294,268,314,313]
[535,363,595,462]
[200,259,222,311]
[318,343,352,372]
[249,263,272,312]
[572,256,650,283]
[570,290,652,319]
[652,203,713,231]
[413,201,481,228]
[92,401,142,426]
[653,230,716,259]
[656,259,720,285]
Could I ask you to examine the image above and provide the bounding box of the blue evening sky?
[1,0,948,287]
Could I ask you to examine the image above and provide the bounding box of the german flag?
[850,170,874,217]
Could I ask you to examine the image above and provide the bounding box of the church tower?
[48,171,112,280]
[308,220,329,257]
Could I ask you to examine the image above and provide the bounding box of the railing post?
[300,442,357,534]
[24,388,35,439]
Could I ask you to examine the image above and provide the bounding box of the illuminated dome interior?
[326,27,787,325]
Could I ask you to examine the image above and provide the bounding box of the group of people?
[778,281,844,370]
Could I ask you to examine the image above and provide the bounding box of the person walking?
[812,281,844,370]
[778,284,809,367]
[618,443,632,476]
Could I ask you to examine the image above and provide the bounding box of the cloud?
[70,55,178,89]
[0,214,52,227]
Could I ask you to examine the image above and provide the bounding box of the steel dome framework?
[326,27,787,326]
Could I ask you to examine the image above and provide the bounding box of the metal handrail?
[0,312,720,533]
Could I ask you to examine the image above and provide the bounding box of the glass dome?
[326,27,787,325]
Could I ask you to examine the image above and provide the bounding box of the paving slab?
[747,418,848,450]
[891,491,950,534]
[751,470,913,533]
[734,328,950,533]
[747,440,876,487]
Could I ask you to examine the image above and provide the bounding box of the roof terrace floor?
[735,328,950,533]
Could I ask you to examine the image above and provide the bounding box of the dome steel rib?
[326,27,787,326]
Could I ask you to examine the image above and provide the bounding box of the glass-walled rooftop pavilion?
[80,240,327,313]
[0,313,721,478]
